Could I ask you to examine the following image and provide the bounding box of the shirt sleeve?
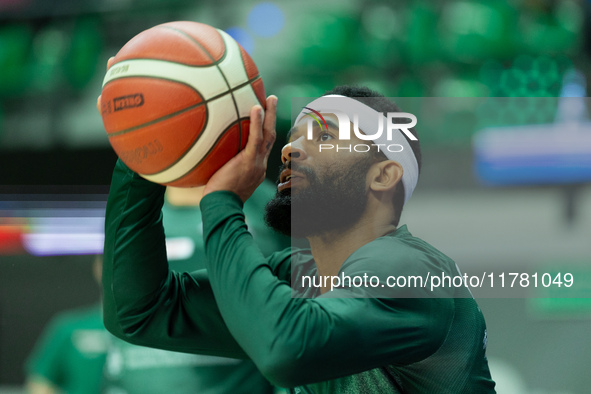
[102,159,249,358]
[201,191,455,388]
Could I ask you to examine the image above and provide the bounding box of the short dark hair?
[323,85,422,227]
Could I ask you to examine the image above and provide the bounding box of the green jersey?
[25,304,110,394]
[103,160,496,393]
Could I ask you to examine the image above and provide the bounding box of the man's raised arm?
[102,159,247,359]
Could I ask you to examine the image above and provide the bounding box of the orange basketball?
[99,21,265,187]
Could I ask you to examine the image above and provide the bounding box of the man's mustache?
[277,161,316,183]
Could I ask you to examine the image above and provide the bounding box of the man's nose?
[281,137,307,163]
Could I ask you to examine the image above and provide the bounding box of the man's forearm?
[102,160,247,357]
[102,160,168,327]
[201,191,451,387]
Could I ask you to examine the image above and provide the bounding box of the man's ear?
[368,160,403,193]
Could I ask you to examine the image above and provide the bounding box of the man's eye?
[319,132,333,142]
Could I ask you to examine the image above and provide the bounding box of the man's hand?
[96,56,116,114]
[203,95,277,202]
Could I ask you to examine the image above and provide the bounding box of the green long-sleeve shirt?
[103,160,496,393]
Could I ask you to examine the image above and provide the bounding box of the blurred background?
[0,0,590,393]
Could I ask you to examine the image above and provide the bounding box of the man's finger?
[245,105,264,159]
[98,57,116,114]
[107,56,116,70]
[262,96,277,154]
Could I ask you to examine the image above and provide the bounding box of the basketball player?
[101,86,496,393]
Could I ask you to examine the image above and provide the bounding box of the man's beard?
[264,157,374,238]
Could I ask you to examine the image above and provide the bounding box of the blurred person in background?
[101,182,289,394]
[24,255,110,394]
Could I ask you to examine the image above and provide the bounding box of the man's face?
[265,114,377,237]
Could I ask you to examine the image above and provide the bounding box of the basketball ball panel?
[114,26,216,66]
[251,78,266,107]
[239,45,260,80]
[108,106,207,175]
[101,77,204,133]
[102,59,228,101]
[141,93,238,184]
[217,30,249,88]
[233,84,265,119]
[160,21,226,62]
[164,123,241,187]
